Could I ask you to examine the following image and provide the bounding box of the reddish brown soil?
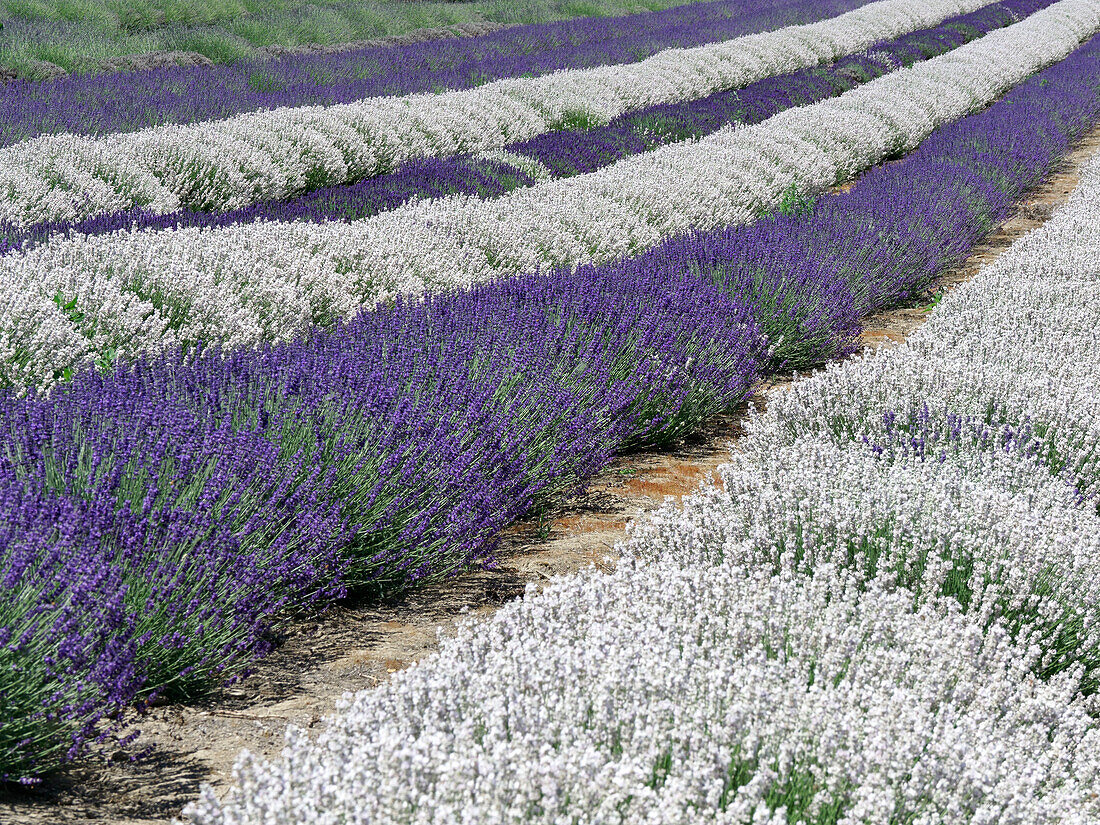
[3,126,1099,825]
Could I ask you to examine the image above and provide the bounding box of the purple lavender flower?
[0,0,1049,254]
[0,0,867,148]
[5,19,1100,784]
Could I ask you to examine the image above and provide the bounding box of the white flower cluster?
[634,145,1100,625]
[183,118,1100,825]
[621,133,1100,773]
[182,562,1100,824]
[4,0,1098,391]
[0,0,992,228]
[624,154,1100,665]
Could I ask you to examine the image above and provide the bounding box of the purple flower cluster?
[0,383,352,779]
[670,40,1100,371]
[0,256,766,782]
[5,22,1100,785]
[0,0,1047,255]
[0,0,867,148]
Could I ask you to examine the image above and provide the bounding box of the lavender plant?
[4,0,1095,389]
[0,0,870,147]
[8,0,1100,785]
[183,564,1100,823]
[0,258,764,781]
[631,141,1100,696]
[0,0,1048,256]
[182,57,1100,825]
[0,0,996,229]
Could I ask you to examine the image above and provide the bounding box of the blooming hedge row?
[0,0,871,147]
[185,95,1100,825]
[2,0,1093,390]
[6,8,1100,782]
[0,0,992,228]
[0,0,1047,256]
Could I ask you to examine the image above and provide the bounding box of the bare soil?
[3,125,1099,825]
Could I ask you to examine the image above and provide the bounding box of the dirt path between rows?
[4,125,1100,825]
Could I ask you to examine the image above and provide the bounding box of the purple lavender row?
[0,0,1045,256]
[0,242,766,782]
[0,0,867,149]
[5,28,1100,783]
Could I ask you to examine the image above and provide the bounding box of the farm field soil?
[4,123,1100,825]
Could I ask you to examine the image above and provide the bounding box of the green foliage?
[551,108,603,132]
[718,746,852,822]
[49,291,122,381]
[775,182,819,217]
[918,289,947,312]
[51,290,83,325]
[246,68,284,93]
[0,0,720,77]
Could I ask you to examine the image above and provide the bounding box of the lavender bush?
[0,0,1048,256]
[0,441,347,780]
[185,52,1100,825]
[677,25,1100,369]
[533,22,1100,380]
[6,5,1100,787]
[5,0,1094,390]
[0,0,870,147]
[0,0,996,229]
[0,259,765,781]
[183,567,1100,823]
[631,121,1100,710]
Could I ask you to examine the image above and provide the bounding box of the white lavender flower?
[182,563,1100,824]
[0,0,996,228]
[4,0,1097,390]
[183,142,1100,825]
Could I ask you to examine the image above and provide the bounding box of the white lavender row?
[181,111,1100,825]
[626,136,1100,683]
[0,0,991,229]
[5,0,1098,391]
[183,564,1100,824]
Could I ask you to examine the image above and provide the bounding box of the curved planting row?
[1,0,1094,390]
[186,575,1099,823]
[0,0,1050,256]
[4,18,1100,783]
[0,0,993,228]
[0,0,874,148]
[183,99,1100,825]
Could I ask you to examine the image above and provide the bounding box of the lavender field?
[3,0,1100,821]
